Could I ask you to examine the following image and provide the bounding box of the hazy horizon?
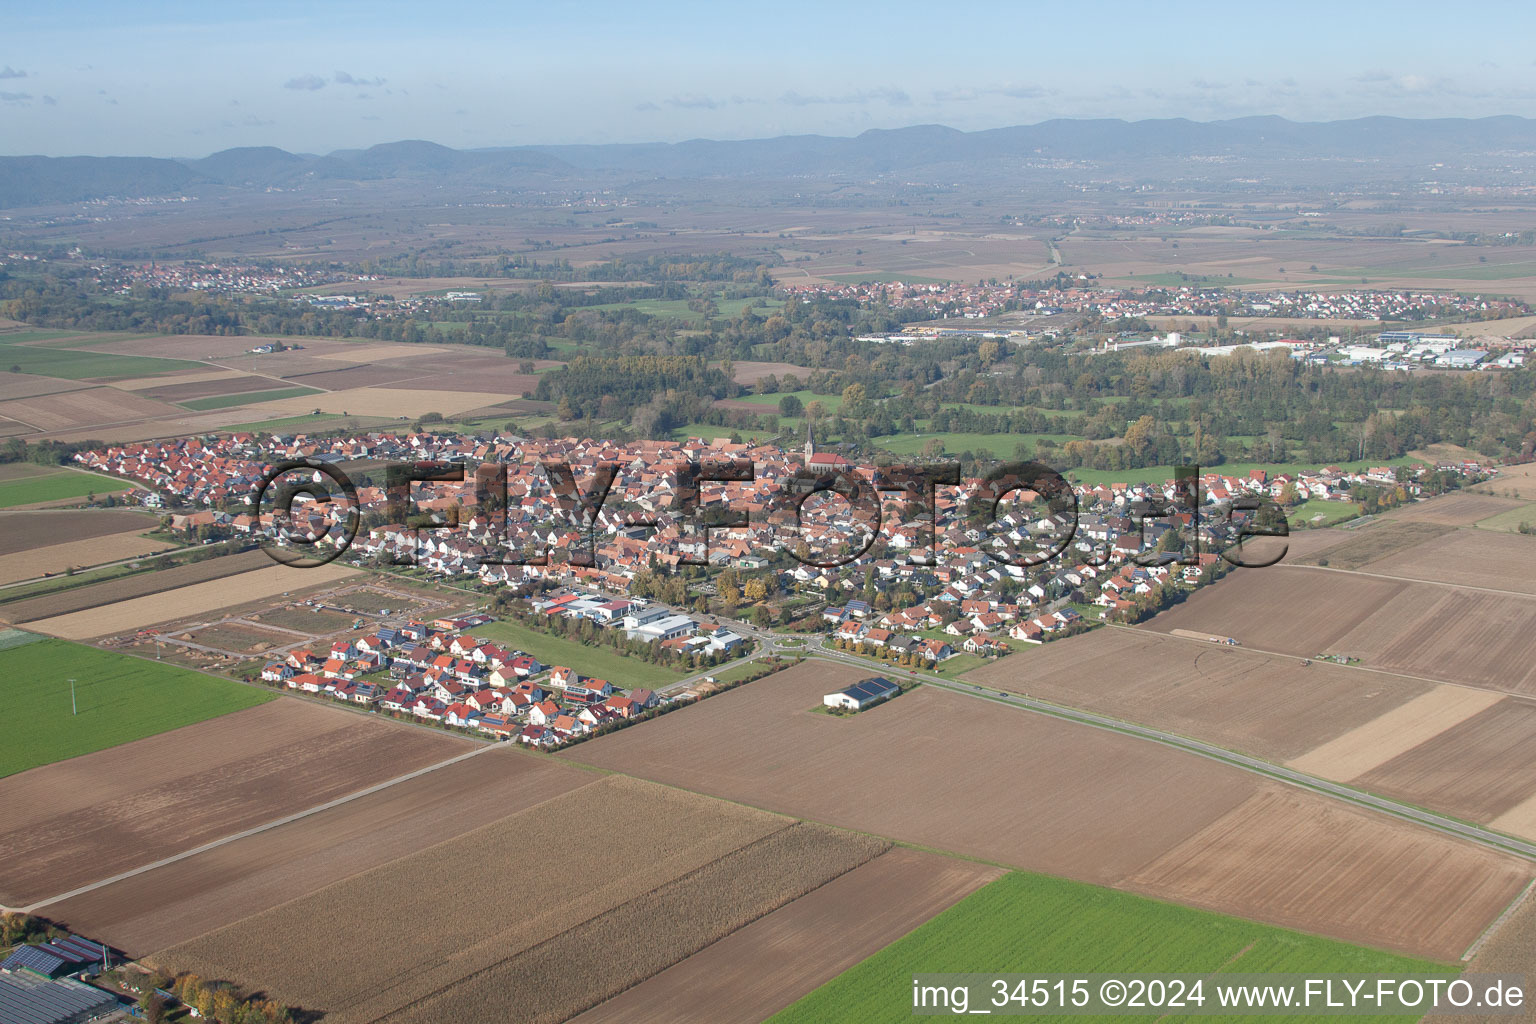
[6,0,1536,158]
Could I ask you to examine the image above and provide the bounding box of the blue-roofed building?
[824,676,900,711]
[1,944,72,980]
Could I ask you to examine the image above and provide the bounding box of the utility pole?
[69,677,77,716]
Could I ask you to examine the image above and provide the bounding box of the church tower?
[804,421,815,465]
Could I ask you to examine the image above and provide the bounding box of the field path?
[1,739,503,916]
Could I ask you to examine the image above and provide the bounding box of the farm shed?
[825,676,899,711]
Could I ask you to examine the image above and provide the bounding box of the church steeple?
[804,421,815,465]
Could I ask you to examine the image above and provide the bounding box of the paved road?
[805,645,1536,862]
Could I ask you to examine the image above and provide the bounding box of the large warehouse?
[0,970,119,1024]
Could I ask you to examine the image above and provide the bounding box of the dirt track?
[0,698,471,907]
[45,746,595,954]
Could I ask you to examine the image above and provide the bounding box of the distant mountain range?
[4,116,1536,208]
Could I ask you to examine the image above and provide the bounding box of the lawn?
[768,871,1454,1024]
[0,636,274,777]
[1289,498,1361,527]
[474,617,686,688]
[0,468,132,508]
[178,386,323,411]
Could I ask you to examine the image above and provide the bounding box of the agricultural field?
[1289,519,1452,569]
[0,548,271,623]
[769,871,1458,1024]
[20,561,360,638]
[876,431,1080,459]
[966,625,1430,762]
[1472,500,1536,533]
[475,616,687,686]
[1351,698,1536,829]
[573,848,1005,1024]
[1147,563,1536,694]
[562,659,1526,958]
[0,697,471,907]
[176,385,323,411]
[1288,685,1504,782]
[1379,492,1530,526]
[1350,527,1536,595]
[45,746,594,954]
[1125,785,1530,960]
[0,331,203,379]
[0,509,163,556]
[0,636,273,779]
[150,777,870,1024]
[0,467,131,508]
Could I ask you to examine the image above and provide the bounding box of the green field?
[769,872,1453,1024]
[733,389,846,413]
[1115,272,1264,287]
[1063,455,1423,488]
[0,637,275,777]
[178,386,323,411]
[474,617,687,688]
[1472,501,1536,533]
[879,432,1082,459]
[0,469,132,508]
[1289,498,1361,527]
[585,295,783,323]
[0,334,204,380]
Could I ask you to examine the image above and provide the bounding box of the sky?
[4,0,1536,157]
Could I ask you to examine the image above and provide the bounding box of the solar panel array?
[0,945,68,978]
[0,971,118,1024]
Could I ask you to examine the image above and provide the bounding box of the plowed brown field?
[571,847,1005,1024]
[0,698,472,907]
[1127,786,1533,961]
[1379,492,1528,525]
[1355,527,1536,595]
[966,625,1428,761]
[45,746,595,954]
[152,777,797,1023]
[1354,698,1536,822]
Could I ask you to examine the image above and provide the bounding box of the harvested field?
[1465,884,1536,1024]
[0,387,186,432]
[567,660,1526,959]
[572,848,1004,1024]
[1126,785,1534,961]
[251,604,355,633]
[1290,520,1452,569]
[152,776,793,1023]
[1493,795,1536,844]
[966,626,1429,761]
[565,661,1260,883]
[45,746,594,954]
[1149,565,1399,655]
[729,360,814,385]
[280,364,427,390]
[0,698,471,907]
[0,549,271,624]
[0,374,91,400]
[1380,492,1528,526]
[1288,685,1504,781]
[1354,527,1536,595]
[111,368,246,391]
[137,374,298,403]
[1146,564,1536,694]
[240,385,511,419]
[0,510,158,555]
[1353,699,1536,824]
[0,417,32,437]
[21,561,359,638]
[384,822,889,1024]
[0,532,176,586]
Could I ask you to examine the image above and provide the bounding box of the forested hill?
[5,115,1536,208]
